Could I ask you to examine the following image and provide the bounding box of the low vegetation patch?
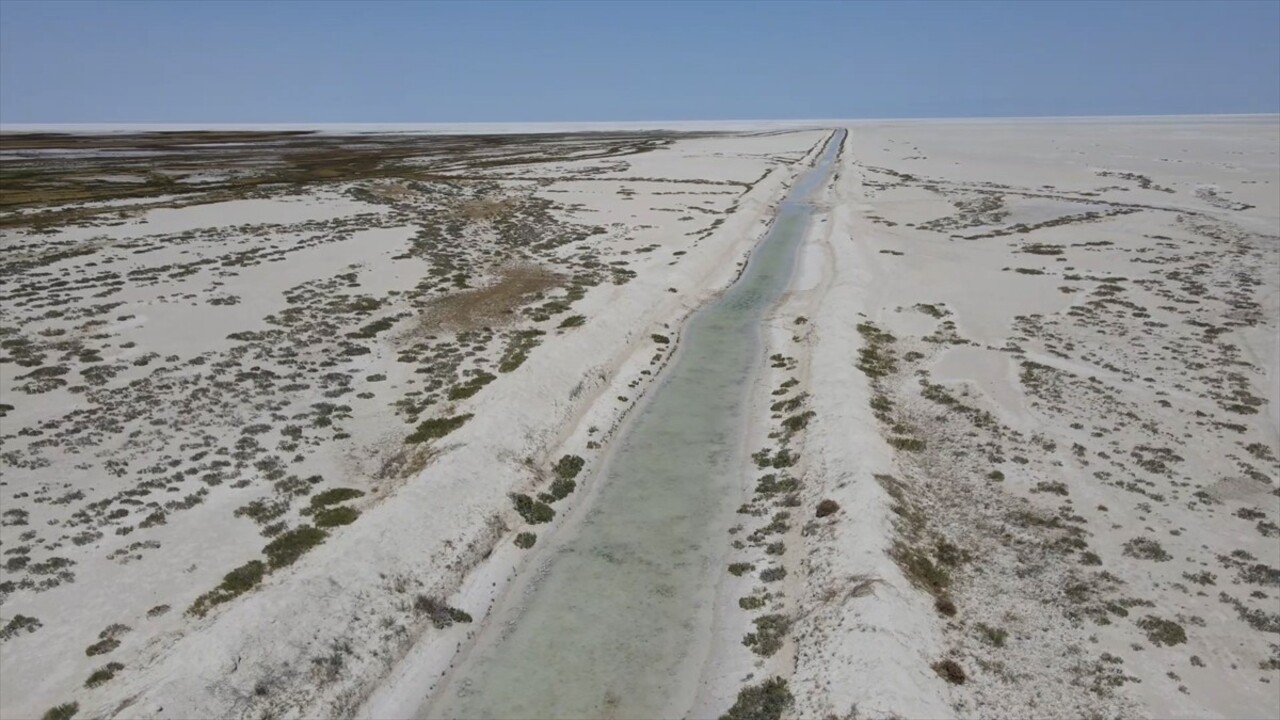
[0,614,41,641]
[933,659,967,684]
[976,622,1008,647]
[1122,537,1172,562]
[85,623,130,657]
[890,540,957,602]
[856,322,897,378]
[887,435,926,452]
[188,560,267,617]
[414,595,472,629]
[446,372,496,400]
[497,330,545,373]
[934,595,957,617]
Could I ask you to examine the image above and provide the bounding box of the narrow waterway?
[423,129,843,720]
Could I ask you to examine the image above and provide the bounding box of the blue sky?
[1,0,1277,123]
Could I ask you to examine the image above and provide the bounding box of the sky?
[1,0,1278,124]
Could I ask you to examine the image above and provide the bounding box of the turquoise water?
[424,130,842,720]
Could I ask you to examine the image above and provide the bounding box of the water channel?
[423,128,843,720]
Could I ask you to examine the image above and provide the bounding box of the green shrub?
[719,677,792,720]
[781,411,815,433]
[346,317,396,339]
[41,703,78,720]
[314,506,360,528]
[759,567,787,583]
[558,315,586,328]
[221,560,266,594]
[263,526,327,569]
[85,636,120,657]
[510,493,555,524]
[553,454,585,480]
[742,614,790,657]
[1136,615,1187,646]
[0,614,41,640]
[739,595,765,610]
[651,333,670,344]
[755,474,797,496]
[728,562,755,576]
[85,622,129,655]
[770,449,797,468]
[933,659,966,684]
[406,414,473,443]
[539,478,575,504]
[514,532,536,549]
[309,487,365,509]
[85,661,124,688]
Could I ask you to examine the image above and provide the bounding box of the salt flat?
[0,127,825,719]
[786,116,1279,720]
[1,118,1277,720]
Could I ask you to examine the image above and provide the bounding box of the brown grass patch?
[413,264,564,334]
[453,196,521,221]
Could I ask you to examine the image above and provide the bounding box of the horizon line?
[2,112,1277,135]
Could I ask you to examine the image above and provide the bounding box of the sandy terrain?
[2,117,1277,720]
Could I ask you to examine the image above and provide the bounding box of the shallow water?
[424,130,842,720]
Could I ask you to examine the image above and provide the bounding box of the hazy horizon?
[2,0,1278,124]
